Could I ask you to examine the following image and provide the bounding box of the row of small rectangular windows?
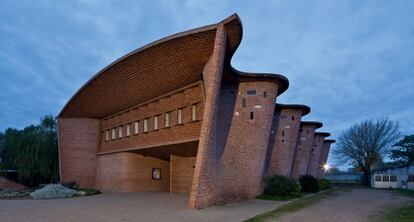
[104,105,197,141]
[374,174,397,182]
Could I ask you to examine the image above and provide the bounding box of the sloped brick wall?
[268,109,303,177]
[307,135,327,177]
[291,125,317,179]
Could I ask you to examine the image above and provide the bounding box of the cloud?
[0,1,413,169]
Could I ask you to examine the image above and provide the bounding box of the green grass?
[256,193,303,201]
[245,188,342,222]
[372,189,414,222]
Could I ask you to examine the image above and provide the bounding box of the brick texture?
[291,122,321,179]
[306,134,329,177]
[170,155,196,194]
[95,152,170,192]
[317,140,335,178]
[268,108,304,177]
[58,118,100,188]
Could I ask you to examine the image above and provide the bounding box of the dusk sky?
[1,1,413,166]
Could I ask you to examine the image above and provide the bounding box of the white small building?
[371,165,414,190]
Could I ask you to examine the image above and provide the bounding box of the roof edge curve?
[315,132,331,137]
[58,13,289,118]
[301,121,323,129]
[275,103,311,116]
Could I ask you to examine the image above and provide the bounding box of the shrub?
[264,175,301,197]
[30,184,81,199]
[317,179,331,190]
[61,181,79,189]
[76,188,101,196]
[299,175,319,193]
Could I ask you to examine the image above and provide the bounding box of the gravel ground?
[276,187,412,222]
[0,192,287,222]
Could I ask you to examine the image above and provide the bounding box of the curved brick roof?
[324,139,336,143]
[59,14,289,118]
[275,103,311,116]
[315,132,331,137]
[300,121,323,129]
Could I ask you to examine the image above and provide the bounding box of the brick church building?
[58,14,334,209]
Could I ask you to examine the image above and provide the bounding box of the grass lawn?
[245,188,344,222]
[256,193,302,201]
[373,189,414,222]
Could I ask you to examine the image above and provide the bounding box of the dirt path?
[276,187,411,222]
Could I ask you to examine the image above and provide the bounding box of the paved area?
[0,192,286,222]
[277,187,412,222]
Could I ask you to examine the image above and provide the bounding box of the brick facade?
[58,118,100,188]
[317,140,335,178]
[291,121,323,179]
[267,104,310,177]
[57,14,332,209]
[306,132,330,177]
[170,155,196,194]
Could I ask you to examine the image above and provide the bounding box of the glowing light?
[323,164,330,171]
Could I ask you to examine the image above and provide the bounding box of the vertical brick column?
[58,118,100,188]
[317,139,335,178]
[291,121,322,179]
[189,24,227,209]
[307,132,330,177]
[268,104,310,177]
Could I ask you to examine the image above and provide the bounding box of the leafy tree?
[333,117,400,185]
[390,135,414,166]
[0,115,59,186]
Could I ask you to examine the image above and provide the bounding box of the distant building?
[371,165,414,190]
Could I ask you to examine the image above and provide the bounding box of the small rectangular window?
[143,119,148,132]
[383,175,389,182]
[154,116,159,130]
[191,105,197,121]
[408,175,414,182]
[250,112,254,120]
[246,90,256,95]
[177,109,183,124]
[375,175,382,182]
[390,175,397,182]
[118,126,123,138]
[134,121,139,134]
[263,91,267,97]
[306,130,309,134]
[165,112,170,127]
[291,116,295,121]
[111,128,116,140]
[126,124,131,136]
[242,98,246,108]
[282,131,285,137]
[105,130,110,141]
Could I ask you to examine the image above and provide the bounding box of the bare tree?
[333,117,400,185]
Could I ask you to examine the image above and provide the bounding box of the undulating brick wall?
[317,141,334,178]
[190,23,281,208]
[307,134,326,177]
[58,118,100,188]
[291,125,318,179]
[268,109,303,177]
[189,24,227,209]
[170,155,196,194]
[95,152,170,192]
